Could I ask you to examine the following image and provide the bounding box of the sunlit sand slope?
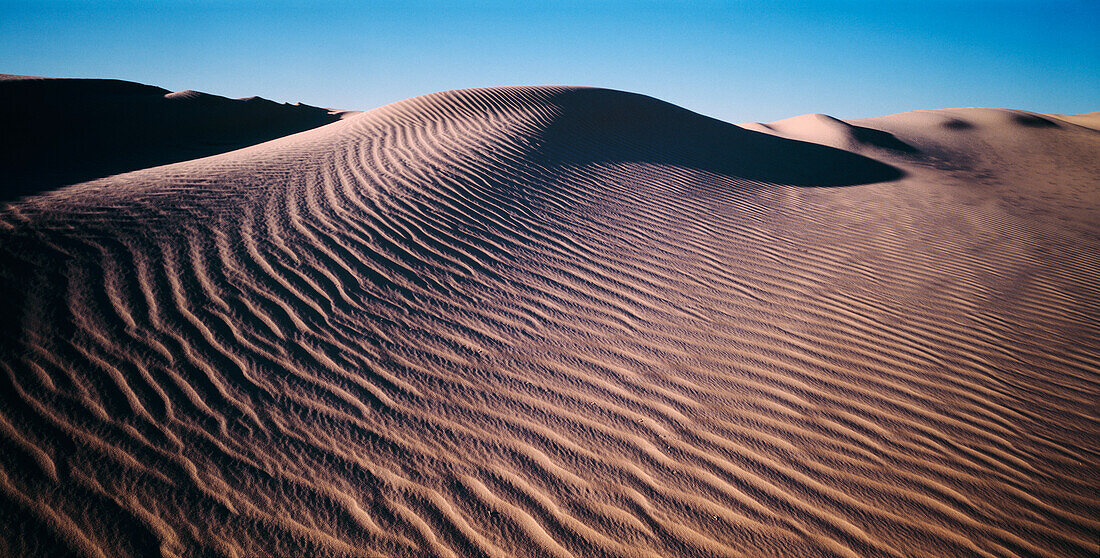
[0,87,1096,557]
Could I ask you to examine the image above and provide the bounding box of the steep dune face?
[0,86,1097,557]
[0,75,350,201]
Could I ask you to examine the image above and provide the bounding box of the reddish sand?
[0,79,1096,557]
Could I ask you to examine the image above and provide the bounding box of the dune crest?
[0,85,1097,557]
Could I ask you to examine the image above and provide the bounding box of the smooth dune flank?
[0,85,1097,557]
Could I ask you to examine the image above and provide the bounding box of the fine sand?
[0,82,1097,557]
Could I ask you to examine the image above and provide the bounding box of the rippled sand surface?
[1,86,1097,557]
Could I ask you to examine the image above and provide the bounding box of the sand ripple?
[0,87,1097,557]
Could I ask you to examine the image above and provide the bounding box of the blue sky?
[2,0,1097,123]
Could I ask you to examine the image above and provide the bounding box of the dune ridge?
[0,85,1097,557]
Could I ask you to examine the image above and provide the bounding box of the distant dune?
[0,75,352,201]
[0,83,1096,557]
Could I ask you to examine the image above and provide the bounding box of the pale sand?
[0,83,1096,557]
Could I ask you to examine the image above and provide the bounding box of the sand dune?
[0,75,351,201]
[0,85,1097,557]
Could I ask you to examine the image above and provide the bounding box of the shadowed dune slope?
[0,74,350,201]
[0,86,1097,557]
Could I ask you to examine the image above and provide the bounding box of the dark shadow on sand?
[536,88,904,187]
[0,76,343,202]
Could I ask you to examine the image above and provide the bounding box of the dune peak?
[0,78,1097,558]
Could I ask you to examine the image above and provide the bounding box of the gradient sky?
[2,0,1097,123]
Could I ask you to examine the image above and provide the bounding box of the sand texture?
[0,85,1097,557]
